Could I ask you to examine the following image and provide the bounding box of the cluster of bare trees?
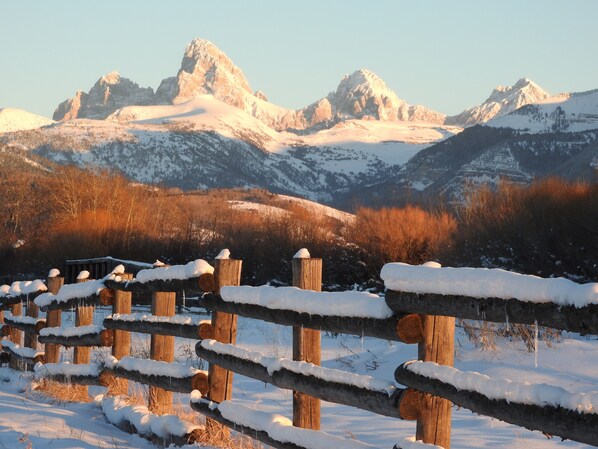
[452,178,598,280]
[1,152,596,287]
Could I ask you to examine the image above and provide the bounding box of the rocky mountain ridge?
[446,78,550,127]
[53,72,155,121]
[51,38,544,130]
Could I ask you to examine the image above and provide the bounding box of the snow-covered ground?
[0,302,596,448]
[0,368,158,449]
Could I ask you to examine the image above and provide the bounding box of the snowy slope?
[273,194,355,222]
[227,195,356,223]
[487,89,598,133]
[108,96,279,144]
[0,108,54,133]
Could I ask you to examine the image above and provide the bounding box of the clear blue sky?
[2,0,597,118]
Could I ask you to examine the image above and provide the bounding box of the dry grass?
[461,320,561,352]
[191,418,263,449]
[32,379,91,403]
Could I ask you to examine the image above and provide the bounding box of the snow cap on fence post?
[294,248,311,259]
[215,248,230,260]
[48,268,60,278]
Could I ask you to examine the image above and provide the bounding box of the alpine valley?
[1,38,597,207]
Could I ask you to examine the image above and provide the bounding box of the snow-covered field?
[0,302,596,449]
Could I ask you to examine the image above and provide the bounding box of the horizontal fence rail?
[395,362,598,447]
[103,314,213,340]
[198,292,423,343]
[386,290,598,336]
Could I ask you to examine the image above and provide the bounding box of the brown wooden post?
[207,257,242,435]
[9,302,23,346]
[73,274,94,398]
[8,300,24,370]
[45,275,64,364]
[109,273,132,396]
[416,314,455,448]
[292,251,322,430]
[148,290,176,414]
[25,295,39,350]
[74,275,93,366]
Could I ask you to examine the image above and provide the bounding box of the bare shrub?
[346,205,457,282]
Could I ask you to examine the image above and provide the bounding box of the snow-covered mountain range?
[1,38,597,206]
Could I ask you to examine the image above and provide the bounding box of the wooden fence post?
[45,275,64,364]
[148,290,176,414]
[416,314,455,448]
[8,302,23,347]
[292,250,322,430]
[207,257,242,435]
[109,273,132,396]
[8,298,24,370]
[73,273,94,398]
[25,294,39,350]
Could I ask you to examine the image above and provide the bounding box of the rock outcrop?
[53,72,155,120]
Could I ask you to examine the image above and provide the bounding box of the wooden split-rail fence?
[0,254,597,449]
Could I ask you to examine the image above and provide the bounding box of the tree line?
[1,149,596,288]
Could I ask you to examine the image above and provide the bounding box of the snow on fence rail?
[2,257,598,448]
[3,315,46,334]
[103,313,213,340]
[383,262,598,335]
[38,324,113,347]
[395,361,598,447]
[102,356,209,395]
[199,289,423,343]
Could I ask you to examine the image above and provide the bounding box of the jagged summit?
[335,69,394,99]
[486,78,548,105]
[53,38,448,130]
[447,77,549,127]
[310,68,445,125]
[171,38,254,104]
[53,72,155,120]
[99,71,121,84]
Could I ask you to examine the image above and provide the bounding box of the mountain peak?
[488,77,548,104]
[171,37,253,103]
[448,77,550,127]
[183,38,220,59]
[335,69,395,100]
[323,69,444,124]
[99,71,121,85]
